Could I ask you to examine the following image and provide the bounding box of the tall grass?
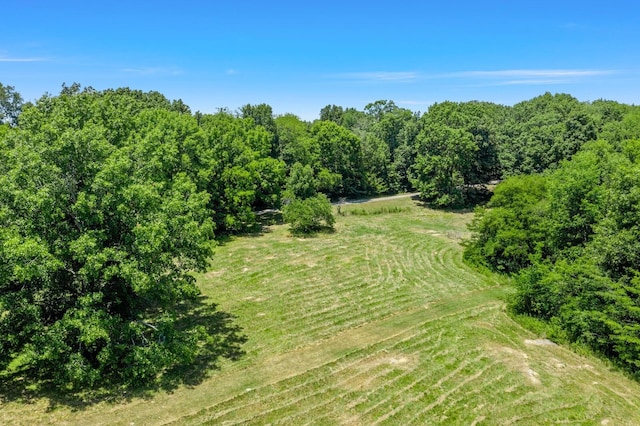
[344,205,411,216]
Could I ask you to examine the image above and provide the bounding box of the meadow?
[3,197,640,425]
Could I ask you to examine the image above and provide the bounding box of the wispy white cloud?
[226,68,238,75]
[443,69,617,87]
[496,79,570,86]
[328,69,617,89]
[0,56,46,62]
[332,71,419,83]
[330,69,615,86]
[121,66,183,76]
[453,69,615,78]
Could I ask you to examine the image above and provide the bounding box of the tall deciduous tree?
[311,120,365,197]
[0,82,23,126]
[199,111,285,231]
[240,103,278,155]
[0,88,245,390]
[412,123,477,207]
[275,114,316,168]
[498,93,597,176]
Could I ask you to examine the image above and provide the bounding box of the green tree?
[412,123,477,207]
[422,101,505,183]
[199,111,285,231]
[285,162,317,200]
[468,137,640,376]
[364,100,398,121]
[598,107,640,144]
[499,93,597,176]
[545,141,615,254]
[319,104,344,124]
[0,89,245,390]
[464,174,548,272]
[240,103,278,156]
[365,102,420,192]
[0,82,24,126]
[311,120,365,197]
[275,114,316,167]
[360,133,392,194]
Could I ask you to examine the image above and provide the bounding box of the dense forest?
[1,81,640,390]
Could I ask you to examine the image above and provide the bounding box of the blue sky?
[2,0,639,120]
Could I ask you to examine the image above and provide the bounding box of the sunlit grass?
[3,197,640,425]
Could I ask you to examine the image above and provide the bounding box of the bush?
[283,194,335,234]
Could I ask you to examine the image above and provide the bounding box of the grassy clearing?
[3,197,640,425]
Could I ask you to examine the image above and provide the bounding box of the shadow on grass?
[412,187,493,213]
[289,225,335,238]
[215,210,284,245]
[245,210,284,237]
[0,297,247,411]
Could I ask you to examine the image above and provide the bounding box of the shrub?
[283,194,335,234]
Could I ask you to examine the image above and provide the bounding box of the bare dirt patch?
[341,353,418,391]
[487,345,542,386]
[203,269,227,279]
[524,338,557,347]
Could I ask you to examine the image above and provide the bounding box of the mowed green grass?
[4,197,640,425]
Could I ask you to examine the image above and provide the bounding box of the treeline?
[465,108,640,377]
[1,81,639,390]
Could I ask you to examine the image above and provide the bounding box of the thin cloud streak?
[330,69,616,85]
[0,57,46,62]
[449,69,618,88]
[454,69,616,78]
[497,79,570,86]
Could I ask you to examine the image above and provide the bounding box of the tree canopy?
[3,80,640,389]
[465,138,640,377]
[0,82,23,126]
[0,86,246,391]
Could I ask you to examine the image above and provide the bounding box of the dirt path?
[337,192,420,205]
[257,193,420,216]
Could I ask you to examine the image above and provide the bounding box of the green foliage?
[498,93,597,176]
[0,82,23,126]
[319,104,345,124]
[0,88,245,391]
[199,111,285,231]
[464,174,548,272]
[285,162,317,200]
[412,123,477,207]
[359,132,392,194]
[310,120,366,197]
[598,107,640,144]
[511,257,640,375]
[345,205,411,216]
[240,103,278,155]
[467,137,640,377]
[275,114,315,167]
[545,141,615,253]
[409,101,507,207]
[4,82,640,391]
[364,100,398,121]
[282,194,335,234]
[424,101,506,183]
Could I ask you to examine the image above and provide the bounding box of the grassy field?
[3,197,640,425]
